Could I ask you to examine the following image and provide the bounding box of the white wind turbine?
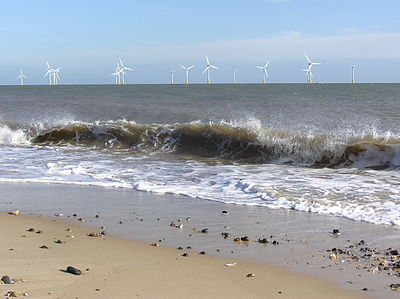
[352,65,356,84]
[44,61,55,85]
[118,58,133,85]
[111,63,121,85]
[170,70,175,84]
[17,69,28,86]
[53,67,61,85]
[180,64,194,84]
[304,53,320,84]
[256,60,270,83]
[202,55,219,84]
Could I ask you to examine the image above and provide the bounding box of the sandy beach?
[1,211,365,299]
[2,183,399,298]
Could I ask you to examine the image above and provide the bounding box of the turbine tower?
[170,70,175,84]
[53,67,61,85]
[304,53,320,84]
[17,69,28,86]
[111,64,121,85]
[180,64,194,84]
[202,55,219,84]
[118,58,134,85]
[256,60,270,83]
[352,65,356,84]
[233,68,238,84]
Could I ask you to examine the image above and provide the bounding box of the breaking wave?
[2,120,400,170]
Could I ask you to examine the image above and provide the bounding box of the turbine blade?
[119,58,124,67]
[210,65,219,70]
[180,65,186,70]
[265,60,270,68]
[202,67,209,74]
[46,61,51,69]
[205,54,210,65]
[256,66,263,69]
[304,53,311,63]
[188,65,195,70]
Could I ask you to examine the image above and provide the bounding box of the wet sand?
[1,182,399,298]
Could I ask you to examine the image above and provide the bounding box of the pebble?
[201,228,209,233]
[5,291,19,297]
[78,218,85,222]
[54,239,63,244]
[150,243,159,247]
[332,229,340,236]
[221,232,231,239]
[241,236,250,242]
[8,209,20,216]
[246,273,255,278]
[234,238,241,243]
[199,251,206,255]
[27,228,35,232]
[181,253,189,257]
[66,266,82,275]
[88,232,101,237]
[1,275,15,284]
[95,214,100,218]
[54,213,63,217]
[258,238,268,244]
[390,284,400,291]
[36,230,43,234]
[39,245,49,249]
[221,210,229,215]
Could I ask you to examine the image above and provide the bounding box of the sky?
[1,0,400,84]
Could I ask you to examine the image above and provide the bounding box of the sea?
[0,84,399,225]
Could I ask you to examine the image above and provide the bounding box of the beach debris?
[66,228,72,232]
[26,228,35,232]
[100,226,106,230]
[241,236,250,242]
[272,240,279,245]
[200,228,209,233]
[66,266,82,275]
[36,230,43,234]
[199,251,206,255]
[1,276,15,284]
[21,293,28,297]
[224,262,237,267]
[54,239,63,244]
[329,254,337,260]
[8,210,20,216]
[390,249,399,256]
[361,288,368,291]
[221,232,231,239]
[73,213,77,217]
[150,243,159,247]
[186,217,191,221]
[192,227,197,232]
[169,222,183,228]
[246,273,255,278]
[390,284,400,291]
[54,213,63,217]
[39,245,49,249]
[88,232,102,237]
[234,237,241,243]
[5,291,19,297]
[78,218,85,222]
[258,238,268,244]
[95,214,100,218]
[221,210,229,215]
[186,246,192,249]
[332,229,340,236]
[177,246,183,250]
[224,226,230,229]
[181,253,189,257]
[65,234,75,238]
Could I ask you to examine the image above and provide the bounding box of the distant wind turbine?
[170,70,175,84]
[54,67,61,85]
[180,64,194,84]
[17,69,28,86]
[202,55,219,84]
[118,58,134,85]
[303,53,320,84]
[111,64,121,85]
[44,61,55,85]
[256,60,270,83]
[352,65,356,84]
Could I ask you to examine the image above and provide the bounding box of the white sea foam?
[0,125,30,145]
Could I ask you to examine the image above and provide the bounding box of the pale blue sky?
[1,0,400,84]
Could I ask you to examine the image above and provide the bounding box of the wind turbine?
[118,58,133,85]
[17,69,28,86]
[256,60,270,83]
[180,64,194,84]
[53,67,61,85]
[304,53,320,84]
[111,63,121,84]
[44,61,55,85]
[352,65,356,84]
[202,55,219,84]
[170,70,175,84]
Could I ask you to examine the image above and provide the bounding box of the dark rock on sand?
[332,229,340,236]
[1,275,15,284]
[27,228,35,232]
[241,236,250,242]
[66,266,82,275]
[221,232,231,239]
[201,228,209,233]
[390,249,399,256]
[39,245,49,249]
[258,238,268,244]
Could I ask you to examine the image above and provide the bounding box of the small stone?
[95,215,99,218]
[150,243,159,247]
[54,213,63,217]
[1,275,15,284]
[8,209,20,215]
[78,218,85,222]
[221,210,229,215]
[177,246,183,250]
[182,253,189,257]
[221,232,231,239]
[258,238,268,244]
[100,226,106,230]
[358,240,365,245]
[54,239,63,244]
[95,289,100,292]
[186,246,192,249]
[246,273,255,278]
[272,240,279,245]
[88,232,101,237]
[73,213,77,217]
[361,288,368,291]
[22,292,29,296]
[332,229,340,236]
[390,250,399,256]
[39,245,49,249]
[5,291,19,297]
[118,221,123,224]
[36,230,43,234]
[329,254,337,259]
[27,228,35,232]
[241,236,250,242]
[201,228,208,233]
[390,284,400,291]
[199,251,206,255]
[234,237,241,243]
[66,228,72,232]
[66,266,81,275]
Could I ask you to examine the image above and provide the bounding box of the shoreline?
[1,182,399,298]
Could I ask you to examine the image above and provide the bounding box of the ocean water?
[0,84,399,225]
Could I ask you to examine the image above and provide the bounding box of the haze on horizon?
[1,0,400,85]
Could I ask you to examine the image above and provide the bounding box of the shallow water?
[0,84,399,225]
